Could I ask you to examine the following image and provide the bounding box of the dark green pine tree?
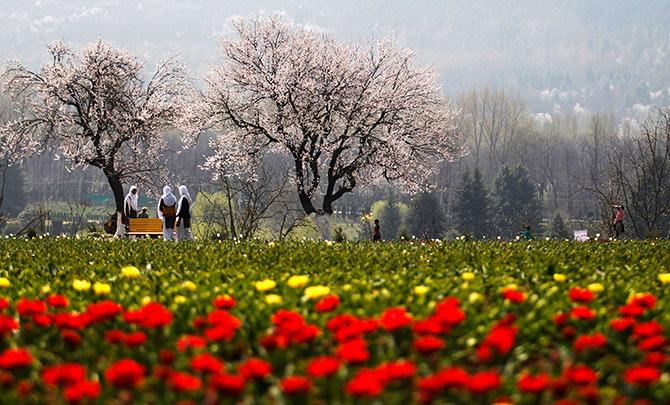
[453,167,491,238]
[407,192,447,239]
[378,195,402,240]
[546,211,571,239]
[492,165,543,238]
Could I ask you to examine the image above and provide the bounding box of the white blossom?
[1,39,192,235]
[196,16,463,216]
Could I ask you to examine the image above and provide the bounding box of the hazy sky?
[1,0,668,114]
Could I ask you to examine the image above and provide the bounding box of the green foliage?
[378,196,403,240]
[452,167,492,238]
[406,192,447,239]
[370,200,387,222]
[0,239,667,402]
[370,199,408,240]
[547,212,571,239]
[492,165,543,237]
[191,191,231,240]
[333,226,347,243]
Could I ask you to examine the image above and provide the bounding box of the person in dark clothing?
[176,185,193,241]
[138,207,149,218]
[372,219,381,241]
[157,186,177,241]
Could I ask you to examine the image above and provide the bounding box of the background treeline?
[2,88,669,240]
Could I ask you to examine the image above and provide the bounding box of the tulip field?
[0,239,668,404]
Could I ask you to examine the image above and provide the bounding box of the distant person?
[175,185,194,241]
[372,219,381,241]
[123,185,139,232]
[612,204,625,238]
[138,207,149,218]
[520,225,532,240]
[157,186,177,241]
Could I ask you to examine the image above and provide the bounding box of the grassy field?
[0,239,668,403]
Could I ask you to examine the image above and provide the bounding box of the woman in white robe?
[157,186,177,241]
[175,185,194,241]
[123,185,139,233]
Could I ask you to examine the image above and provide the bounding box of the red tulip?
[280,375,312,395]
[104,359,146,389]
[306,356,340,377]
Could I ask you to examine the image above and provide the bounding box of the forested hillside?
[1,0,668,116]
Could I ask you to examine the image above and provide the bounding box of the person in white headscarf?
[123,185,139,233]
[157,186,177,241]
[175,185,194,241]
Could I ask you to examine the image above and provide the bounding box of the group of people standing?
[123,185,193,241]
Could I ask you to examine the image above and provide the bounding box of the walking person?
[612,204,625,239]
[372,219,381,241]
[175,185,194,241]
[123,185,139,233]
[157,186,177,241]
[520,225,532,240]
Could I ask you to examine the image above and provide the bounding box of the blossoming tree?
[1,40,190,236]
[198,17,462,238]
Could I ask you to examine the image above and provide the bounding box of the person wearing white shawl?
[175,185,194,241]
[157,186,177,240]
[123,185,139,233]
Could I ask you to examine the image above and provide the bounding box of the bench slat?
[127,219,164,235]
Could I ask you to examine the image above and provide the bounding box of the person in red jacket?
[612,204,625,238]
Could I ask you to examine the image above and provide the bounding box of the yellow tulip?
[72,279,91,291]
[141,296,152,305]
[0,277,10,288]
[93,282,111,296]
[658,273,670,284]
[553,273,566,282]
[121,265,141,278]
[414,285,429,295]
[265,294,282,305]
[41,284,51,294]
[255,279,276,292]
[461,272,475,281]
[287,275,309,288]
[174,295,187,304]
[304,285,330,300]
[469,292,482,303]
[182,281,197,291]
[587,283,604,293]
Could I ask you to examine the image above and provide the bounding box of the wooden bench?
[127,218,164,237]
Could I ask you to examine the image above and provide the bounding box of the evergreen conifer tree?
[453,167,491,238]
[379,195,402,240]
[407,192,447,239]
[492,165,543,237]
[547,211,570,239]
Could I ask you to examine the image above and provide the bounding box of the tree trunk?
[223,177,237,239]
[104,169,126,238]
[313,213,332,240]
[0,163,7,220]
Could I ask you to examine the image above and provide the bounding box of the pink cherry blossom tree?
[1,40,191,236]
[197,16,463,239]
